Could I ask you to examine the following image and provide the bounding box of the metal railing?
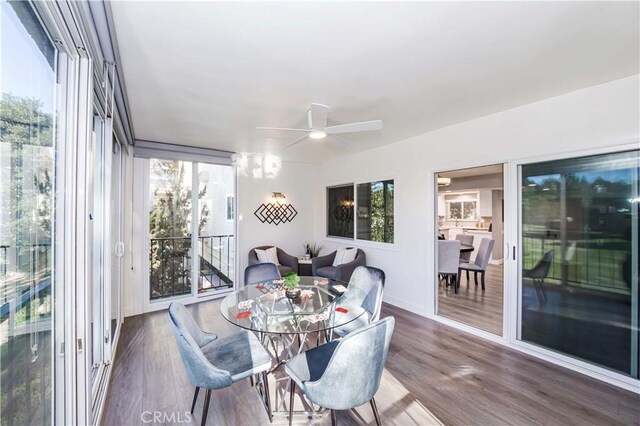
[522,231,631,293]
[149,235,234,300]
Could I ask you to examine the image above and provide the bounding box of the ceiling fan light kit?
[257,103,383,149]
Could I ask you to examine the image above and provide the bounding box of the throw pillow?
[255,247,280,266]
[332,247,358,267]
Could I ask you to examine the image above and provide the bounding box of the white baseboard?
[382,294,428,317]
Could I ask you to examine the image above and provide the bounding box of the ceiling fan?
[257,103,383,149]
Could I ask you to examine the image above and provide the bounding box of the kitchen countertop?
[439,226,491,231]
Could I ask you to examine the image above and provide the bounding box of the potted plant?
[283,272,301,299]
[303,242,323,259]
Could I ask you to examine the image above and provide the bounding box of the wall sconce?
[255,192,298,225]
[271,192,286,203]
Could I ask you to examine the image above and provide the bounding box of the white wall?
[312,75,640,316]
[122,75,638,318]
[237,161,317,284]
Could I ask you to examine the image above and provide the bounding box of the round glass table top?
[220,276,366,335]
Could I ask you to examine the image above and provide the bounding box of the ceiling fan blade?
[283,133,310,149]
[308,103,329,130]
[256,126,309,132]
[326,120,383,134]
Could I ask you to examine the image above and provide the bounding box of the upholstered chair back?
[438,240,461,275]
[474,238,495,269]
[455,234,474,262]
[342,266,385,322]
[244,263,281,285]
[168,303,232,389]
[528,250,554,279]
[305,317,395,410]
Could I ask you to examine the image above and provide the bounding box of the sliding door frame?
[505,141,640,392]
[428,141,639,393]
[140,157,238,314]
[430,161,510,341]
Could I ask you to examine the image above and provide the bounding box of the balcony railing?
[522,231,631,294]
[149,235,234,300]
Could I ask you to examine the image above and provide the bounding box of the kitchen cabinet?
[437,195,445,216]
[448,227,465,240]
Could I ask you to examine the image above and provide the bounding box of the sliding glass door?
[148,159,235,303]
[0,1,57,423]
[519,149,639,378]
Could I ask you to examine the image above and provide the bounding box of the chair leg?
[370,397,381,426]
[201,389,212,426]
[249,375,254,387]
[456,269,461,294]
[191,387,200,414]
[331,409,338,426]
[474,271,478,286]
[288,380,295,426]
[262,371,273,423]
[481,271,485,290]
[466,270,469,281]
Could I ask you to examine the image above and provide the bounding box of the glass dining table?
[220,276,366,358]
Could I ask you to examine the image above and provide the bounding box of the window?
[327,180,395,243]
[357,180,394,243]
[1,1,57,423]
[327,185,354,238]
[446,193,478,220]
[226,195,234,221]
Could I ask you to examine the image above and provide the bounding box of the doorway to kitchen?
[436,164,504,335]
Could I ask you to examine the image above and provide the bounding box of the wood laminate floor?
[102,300,639,426]
[438,264,503,335]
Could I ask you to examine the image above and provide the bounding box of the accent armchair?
[311,248,366,283]
[248,246,299,276]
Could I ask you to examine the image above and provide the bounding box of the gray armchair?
[285,317,395,426]
[168,303,273,425]
[311,248,366,283]
[248,246,298,276]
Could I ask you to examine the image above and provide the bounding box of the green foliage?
[148,160,209,298]
[303,242,323,258]
[369,181,394,243]
[0,94,53,259]
[283,271,300,289]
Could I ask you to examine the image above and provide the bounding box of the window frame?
[325,178,396,246]
[445,191,479,221]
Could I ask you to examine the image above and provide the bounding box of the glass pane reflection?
[521,150,639,378]
[0,1,57,423]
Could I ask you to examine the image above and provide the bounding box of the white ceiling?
[110,1,639,163]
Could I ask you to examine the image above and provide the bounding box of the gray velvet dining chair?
[458,237,495,291]
[438,240,461,291]
[285,316,395,426]
[332,266,385,337]
[455,234,474,263]
[244,262,281,286]
[168,302,273,426]
[523,249,554,304]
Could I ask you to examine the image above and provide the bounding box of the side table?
[298,258,312,276]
